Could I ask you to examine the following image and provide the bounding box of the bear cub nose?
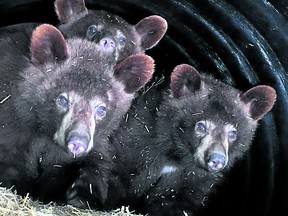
[206,153,226,172]
[67,135,89,156]
[99,37,116,53]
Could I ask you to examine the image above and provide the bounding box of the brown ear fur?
[54,0,87,23]
[114,54,155,93]
[240,85,277,120]
[170,64,201,99]
[31,24,68,65]
[135,15,168,50]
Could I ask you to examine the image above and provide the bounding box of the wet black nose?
[67,134,89,157]
[206,153,226,172]
[99,37,116,54]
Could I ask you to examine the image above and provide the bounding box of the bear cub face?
[159,64,277,174]
[15,24,154,157]
[55,0,167,62]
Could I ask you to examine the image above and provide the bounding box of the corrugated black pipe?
[0,0,287,215]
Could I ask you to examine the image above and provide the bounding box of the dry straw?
[0,186,141,216]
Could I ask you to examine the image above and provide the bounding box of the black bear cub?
[126,65,276,215]
[0,0,166,99]
[67,64,276,215]
[54,0,167,62]
[0,24,154,203]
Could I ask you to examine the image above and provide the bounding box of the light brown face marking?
[194,120,237,170]
[53,91,107,156]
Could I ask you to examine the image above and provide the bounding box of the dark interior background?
[0,0,287,215]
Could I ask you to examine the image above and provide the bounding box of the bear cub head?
[54,0,167,62]
[159,64,276,173]
[16,24,154,157]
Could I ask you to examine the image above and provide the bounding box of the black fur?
[0,0,167,71]
[67,64,276,215]
[55,0,167,62]
[0,24,154,204]
[0,0,165,205]
[0,23,39,100]
[0,0,167,105]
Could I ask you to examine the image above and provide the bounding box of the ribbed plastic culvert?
[0,0,287,215]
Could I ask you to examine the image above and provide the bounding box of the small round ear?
[170,64,201,99]
[135,15,168,50]
[240,85,277,120]
[31,24,68,65]
[114,54,155,93]
[54,0,88,24]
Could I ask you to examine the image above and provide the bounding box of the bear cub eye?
[228,130,237,141]
[87,24,100,40]
[116,34,126,48]
[96,105,107,118]
[57,93,69,108]
[195,121,207,135]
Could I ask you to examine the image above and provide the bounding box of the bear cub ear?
[30,24,68,65]
[135,15,168,50]
[54,0,87,24]
[240,85,277,121]
[114,54,155,93]
[170,64,201,99]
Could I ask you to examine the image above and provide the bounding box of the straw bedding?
[0,186,141,216]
